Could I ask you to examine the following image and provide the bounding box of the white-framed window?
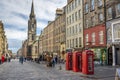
[113,23,120,42]
[107,7,112,19]
[91,16,95,26]
[70,16,71,24]
[66,6,68,13]
[79,37,82,47]
[70,3,72,11]
[85,3,89,13]
[99,13,104,22]
[67,28,68,37]
[72,14,74,23]
[67,17,69,25]
[72,39,74,47]
[98,0,103,7]
[68,28,70,36]
[79,23,81,33]
[72,26,74,35]
[70,39,71,48]
[85,34,89,45]
[78,10,81,19]
[67,5,69,13]
[70,27,71,36]
[73,0,75,9]
[76,38,78,47]
[76,24,78,34]
[99,31,104,44]
[72,2,74,10]
[92,32,95,45]
[78,0,81,5]
[91,0,95,11]
[69,4,71,12]
[116,3,120,16]
[75,12,77,21]
[74,25,77,34]
[75,0,77,7]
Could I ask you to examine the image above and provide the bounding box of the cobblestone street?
[0,59,117,80]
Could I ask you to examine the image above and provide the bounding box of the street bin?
[66,52,72,70]
[82,50,94,75]
[72,51,82,72]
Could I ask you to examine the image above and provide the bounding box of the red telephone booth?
[82,50,94,75]
[66,52,72,70]
[1,55,5,63]
[72,51,82,72]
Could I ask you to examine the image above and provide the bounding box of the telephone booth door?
[66,52,72,70]
[72,51,82,72]
[82,50,94,74]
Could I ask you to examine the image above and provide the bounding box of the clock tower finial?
[30,0,35,17]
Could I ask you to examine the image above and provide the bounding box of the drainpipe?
[104,0,108,65]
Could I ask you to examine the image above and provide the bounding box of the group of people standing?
[45,55,58,67]
[19,56,26,64]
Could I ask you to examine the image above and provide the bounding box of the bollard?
[59,65,62,70]
[115,68,120,80]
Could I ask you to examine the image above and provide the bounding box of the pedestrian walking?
[55,56,58,64]
[19,56,24,64]
[8,57,11,62]
[51,58,56,67]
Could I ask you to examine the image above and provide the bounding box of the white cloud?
[5,28,27,40]
[0,0,67,53]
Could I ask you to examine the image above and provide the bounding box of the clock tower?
[27,0,37,57]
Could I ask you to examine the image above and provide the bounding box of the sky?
[0,0,67,53]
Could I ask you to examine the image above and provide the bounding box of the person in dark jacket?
[19,56,24,64]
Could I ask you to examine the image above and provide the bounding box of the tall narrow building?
[83,0,107,65]
[66,0,83,52]
[27,0,37,58]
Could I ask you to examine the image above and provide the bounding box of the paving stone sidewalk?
[0,59,118,80]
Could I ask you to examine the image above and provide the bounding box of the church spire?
[30,0,35,17]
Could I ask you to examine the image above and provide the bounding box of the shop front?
[107,18,120,66]
[91,48,107,65]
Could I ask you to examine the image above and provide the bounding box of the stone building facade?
[66,0,83,52]
[38,31,43,55]
[31,36,39,59]
[0,21,8,59]
[106,0,120,66]
[83,0,107,65]
[53,8,66,60]
[42,21,54,56]
[22,40,27,58]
